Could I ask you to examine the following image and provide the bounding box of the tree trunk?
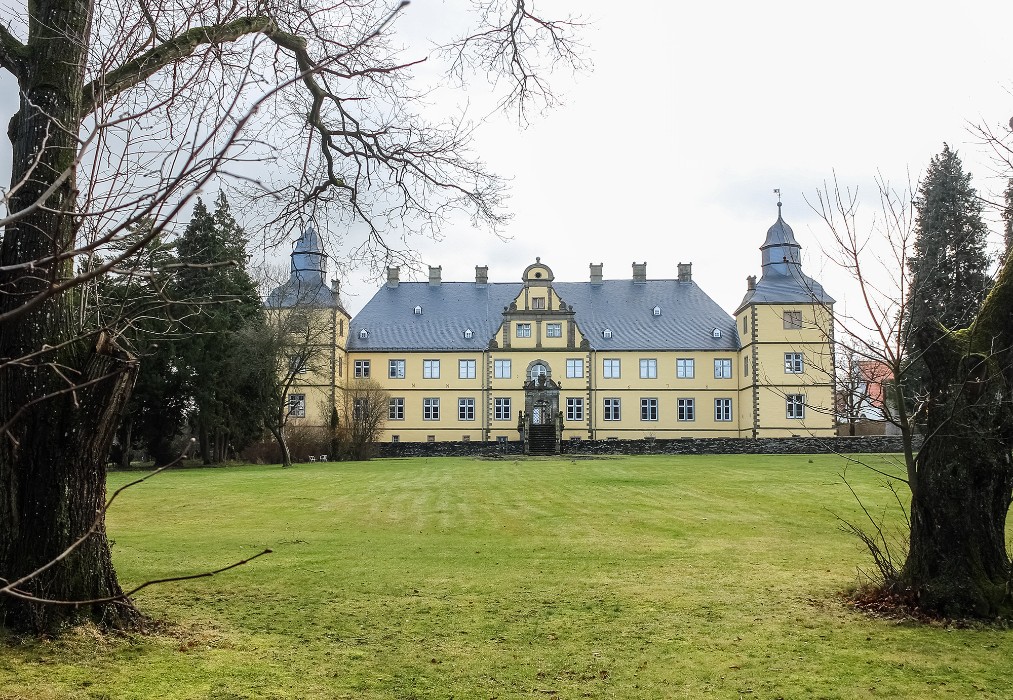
[266,421,292,468]
[0,0,141,634]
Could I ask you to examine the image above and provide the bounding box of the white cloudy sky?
[2,0,1013,319]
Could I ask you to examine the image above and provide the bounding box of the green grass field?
[2,453,1011,699]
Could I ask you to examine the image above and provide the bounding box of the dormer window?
[359,329,369,339]
[603,328,613,339]
[464,329,474,339]
[711,328,721,338]
[653,306,661,316]
[414,305,422,315]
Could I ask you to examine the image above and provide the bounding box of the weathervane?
[773,188,781,205]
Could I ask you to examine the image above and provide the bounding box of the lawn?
[2,453,1011,699]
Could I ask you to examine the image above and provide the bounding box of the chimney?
[386,266,400,288]
[590,263,603,285]
[475,265,489,285]
[677,262,692,282]
[633,262,647,283]
[428,265,442,286]
[747,274,757,291]
[330,278,341,295]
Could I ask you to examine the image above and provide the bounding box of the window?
[546,323,562,338]
[529,362,548,381]
[353,398,367,423]
[358,329,368,339]
[640,358,657,379]
[603,398,621,421]
[653,306,661,316]
[459,359,476,379]
[532,297,546,309]
[742,316,748,333]
[714,358,732,379]
[423,359,440,379]
[354,359,370,378]
[494,397,512,420]
[785,352,804,374]
[414,305,423,315]
[678,398,695,421]
[603,358,620,378]
[677,358,695,379]
[427,435,436,442]
[640,398,658,421]
[783,310,803,330]
[744,356,749,376]
[714,398,732,422]
[712,328,722,338]
[603,328,613,339]
[494,359,511,379]
[423,398,440,420]
[566,397,584,421]
[787,394,805,419]
[287,393,306,418]
[288,355,308,374]
[516,323,532,338]
[464,329,474,339]
[497,435,508,444]
[458,398,475,421]
[389,359,405,379]
[566,359,584,378]
[391,435,400,443]
[388,397,404,420]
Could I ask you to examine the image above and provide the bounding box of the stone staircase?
[527,424,558,455]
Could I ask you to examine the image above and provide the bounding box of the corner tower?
[736,203,836,438]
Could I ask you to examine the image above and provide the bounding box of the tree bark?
[0,0,141,634]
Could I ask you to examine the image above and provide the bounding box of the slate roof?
[347,279,740,352]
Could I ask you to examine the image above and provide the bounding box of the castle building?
[267,206,835,450]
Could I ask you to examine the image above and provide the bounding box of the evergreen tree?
[175,194,269,463]
[904,144,991,396]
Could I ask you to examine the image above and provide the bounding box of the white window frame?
[545,322,562,338]
[388,397,405,420]
[494,359,511,379]
[603,398,621,421]
[784,352,804,374]
[640,398,658,421]
[603,358,620,378]
[458,397,476,421]
[494,397,512,421]
[354,359,370,378]
[566,397,584,421]
[423,359,440,379]
[288,393,306,418]
[389,359,405,379]
[783,310,803,330]
[459,359,477,379]
[787,394,805,419]
[566,359,584,378]
[516,323,532,338]
[531,297,546,310]
[714,358,732,379]
[423,397,440,421]
[714,398,733,422]
[677,398,695,421]
[640,358,657,379]
[677,358,695,379]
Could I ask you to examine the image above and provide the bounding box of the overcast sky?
[3,0,1013,320]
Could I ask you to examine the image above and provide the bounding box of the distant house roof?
[346,278,739,352]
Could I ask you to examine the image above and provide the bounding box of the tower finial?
[774,188,782,207]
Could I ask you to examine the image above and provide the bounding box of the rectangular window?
[516,323,532,338]
[494,359,511,379]
[545,323,562,338]
[388,397,405,420]
[531,297,546,310]
[423,359,440,379]
[354,359,370,378]
[714,358,732,379]
[458,398,476,421]
[287,393,306,418]
[459,359,476,379]
[787,394,805,419]
[604,398,621,421]
[353,398,367,423]
[494,397,512,421]
[640,358,658,379]
[678,398,695,421]
[603,358,621,378]
[784,352,804,374]
[677,358,695,379]
[640,398,658,421]
[783,310,803,330]
[566,397,584,421]
[423,398,440,420]
[714,398,733,422]
[566,359,584,378]
[391,435,400,443]
[388,359,405,379]
[288,355,308,374]
[744,356,749,376]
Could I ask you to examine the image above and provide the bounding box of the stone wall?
[373,435,916,458]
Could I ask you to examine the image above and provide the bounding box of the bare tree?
[0,0,581,634]
[812,175,1013,618]
[333,378,389,461]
